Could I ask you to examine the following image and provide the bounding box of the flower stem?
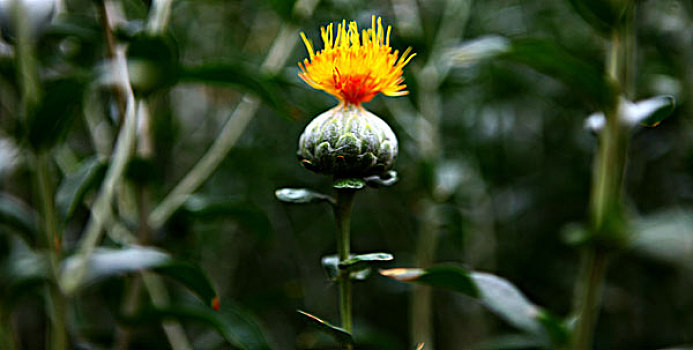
[334,189,356,336]
[573,17,632,349]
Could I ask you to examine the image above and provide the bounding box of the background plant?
[0,0,690,349]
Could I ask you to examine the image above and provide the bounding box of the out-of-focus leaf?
[261,0,298,21]
[567,0,626,35]
[476,334,545,350]
[333,178,365,190]
[365,170,398,188]
[124,303,272,350]
[339,252,394,271]
[471,272,543,335]
[0,250,50,308]
[298,310,353,346]
[55,156,107,221]
[0,56,17,90]
[0,193,39,245]
[382,267,556,343]
[631,210,693,268]
[27,78,87,150]
[631,95,676,127]
[500,39,615,108]
[587,96,677,132]
[154,262,220,310]
[446,35,511,66]
[61,246,172,289]
[183,196,273,241]
[125,156,160,186]
[178,63,287,115]
[321,255,371,281]
[380,265,479,297]
[61,246,219,309]
[127,34,179,96]
[275,188,334,205]
[535,310,570,347]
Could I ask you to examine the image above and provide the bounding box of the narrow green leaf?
[297,310,354,345]
[476,334,546,350]
[0,193,40,245]
[446,35,511,66]
[339,252,394,271]
[178,63,287,115]
[471,272,543,335]
[364,170,399,188]
[321,255,371,281]
[381,266,479,297]
[61,246,172,289]
[567,0,624,35]
[333,178,366,190]
[127,34,179,96]
[27,78,87,150]
[275,188,335,205]
[500,39,615,108]
[55,156,107,221]
[123,303,272,350]
[634,95,676,127]
[0,250,50,308]
[154,261,220,310]
[631,210,693,268]
[382,266,556,344]
[535,310,571,347]
[183,196,274,241]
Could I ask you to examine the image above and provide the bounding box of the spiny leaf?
[275,188,335,205]
[297,310,353,345]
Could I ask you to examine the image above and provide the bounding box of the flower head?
[298,16,415,106]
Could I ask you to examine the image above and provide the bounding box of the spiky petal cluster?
[298,104,397,177]
[298,16,415,105]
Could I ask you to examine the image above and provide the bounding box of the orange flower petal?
[298,16,415,105]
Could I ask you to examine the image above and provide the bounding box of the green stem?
[574,21,632,349]
[334,189,356,336]
[35,153,67,350]
[0,305,17,350]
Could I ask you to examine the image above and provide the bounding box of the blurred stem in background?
[573,3,634,349]
[14,1,68,347]
[334,189,356,338]
[147,0,320,231]
[391,0,472,348]
[36,152,67,350]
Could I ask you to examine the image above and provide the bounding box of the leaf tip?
[379,268,423,282]
[212,296,220,311]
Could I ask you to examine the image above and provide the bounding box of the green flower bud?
[298,104,398,178]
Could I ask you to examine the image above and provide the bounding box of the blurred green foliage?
[0,0,691,349]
